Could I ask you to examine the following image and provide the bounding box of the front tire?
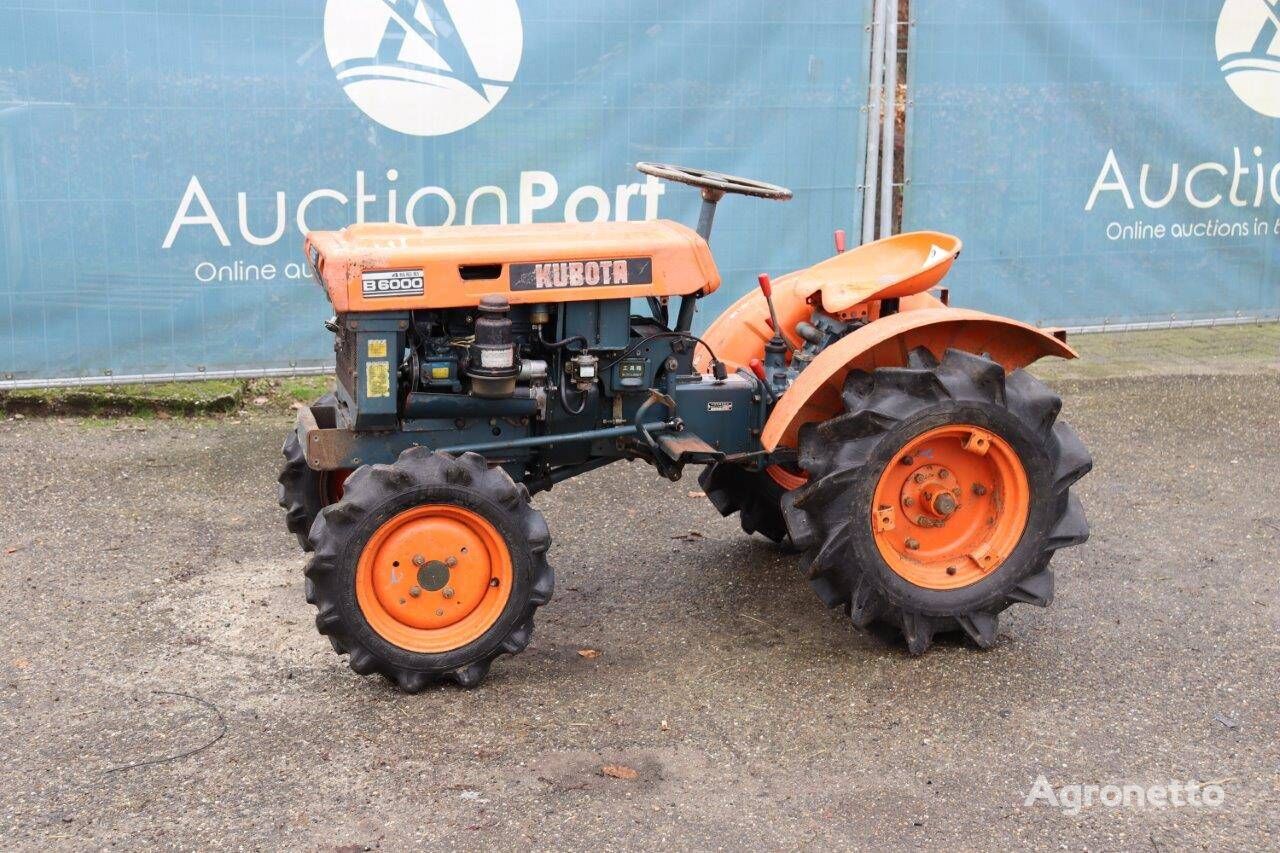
[304,449,552,690]
[781,348,1091,654]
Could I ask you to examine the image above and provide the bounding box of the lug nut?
[946,566,957,576]
[938,469,949,480]
[489,578,500,587]
[972,483,987,496]
[435,608,445,616]
[900,455,914,466]
[914,472,927,484]
[445,556,458,568]
[905,538,920,550]
[903,496,914,507]
[442,586,455,599]
[412,554,427,567]
[409,586,422,597]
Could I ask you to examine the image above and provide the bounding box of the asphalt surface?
[0,374,1277,850]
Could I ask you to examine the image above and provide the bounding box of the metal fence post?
[861,0,888,245]
[878,0,900,239]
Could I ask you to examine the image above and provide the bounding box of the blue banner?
[903,0,1280,327]
[0,0,868,385]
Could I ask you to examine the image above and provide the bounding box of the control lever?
[757,273,785,345]
[756,273,792,392]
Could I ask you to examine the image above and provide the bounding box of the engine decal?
[361,268,424,298]
[707,401,733,413]
[510,257,653,291]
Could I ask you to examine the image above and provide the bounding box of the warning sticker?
[366,361,390,398]
[366,339,387,358]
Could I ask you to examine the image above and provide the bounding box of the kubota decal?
[509,258,653,291]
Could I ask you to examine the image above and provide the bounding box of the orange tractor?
[280,163,1091,690]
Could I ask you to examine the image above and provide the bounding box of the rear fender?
[760,308,1076,450]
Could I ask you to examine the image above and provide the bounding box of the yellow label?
[366,339,388,358]
[366,361,390,398]
[430,365,450,379]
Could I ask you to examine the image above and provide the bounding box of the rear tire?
[781,348,1091,654]
[699,464,804,544]
[304,449,552,691]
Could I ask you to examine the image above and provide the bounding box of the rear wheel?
[304,449,552,690]
[699,463,807,544]
[277,393,351,551]
[781,348,1091,653]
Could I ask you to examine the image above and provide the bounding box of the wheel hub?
[355,504,512,652]
[872,425,1030,590]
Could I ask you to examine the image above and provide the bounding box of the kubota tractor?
[279,163,1091,690]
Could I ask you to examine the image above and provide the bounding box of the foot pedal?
[656,433,723,465]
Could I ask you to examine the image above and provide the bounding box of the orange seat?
[789,231,962,314]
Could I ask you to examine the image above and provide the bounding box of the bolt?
[972,483,987,496]
[938,469,949,480]
[412,554,427,567]
[435,608,445,617]
[445,556,458,568]
[903,496,914,507]
[917,516,929,526]
[399,598,406,605]
[946,566,957,576]
[409,586,422,597]
[489,578,500,588]
[905,538,920,550]
[914,472,927,484]
[900,455,914,466]
[442,586,455,599]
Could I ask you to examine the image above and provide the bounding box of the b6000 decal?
[362,269,425,298]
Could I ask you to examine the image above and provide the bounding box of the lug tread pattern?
[783,348,1092,654]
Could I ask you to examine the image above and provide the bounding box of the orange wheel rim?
[355,504,513,653]
[766,463,809,491]
[871,425,1029,590]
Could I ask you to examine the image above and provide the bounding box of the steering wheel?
[636,162,792,202]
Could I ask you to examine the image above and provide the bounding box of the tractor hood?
[305,220,720,313]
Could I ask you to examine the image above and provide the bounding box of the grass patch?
[0,374,336,418]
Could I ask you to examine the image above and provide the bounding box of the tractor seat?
[789,231,962,314]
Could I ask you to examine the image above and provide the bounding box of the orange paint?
[305,220,719,313]
[788,231,962,312]
[759,308,1077,450]
[872,425,1029,590]
[355,504,513,653]
[765,464,809,491]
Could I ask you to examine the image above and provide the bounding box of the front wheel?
[781,348,1092,654]
[304,449,553,690]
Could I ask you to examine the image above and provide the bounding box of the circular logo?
[1217,0,1280,118]
[324,0,523,137]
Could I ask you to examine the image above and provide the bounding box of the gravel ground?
[0,373,1276,850]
